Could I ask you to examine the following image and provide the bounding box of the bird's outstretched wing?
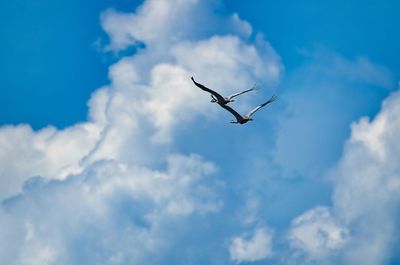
[227,84,259,100]
[220,104,244,123]
[246,95,277,118]
[191,77,225,102]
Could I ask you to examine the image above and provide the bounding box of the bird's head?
[210,95,217,103]
[229,99,235,102]
[230,120,237,124]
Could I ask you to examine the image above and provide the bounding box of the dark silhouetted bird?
[191,77,258,105]
[221,95,277,124]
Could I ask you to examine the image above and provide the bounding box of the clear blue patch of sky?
[0,0,141,129]
[224,0,400,75]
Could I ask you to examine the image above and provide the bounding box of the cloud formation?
[1,154,219,265]
[100,0,253,52]
[0,0,282,264]
[0,122,101,201]
[288,88,400,264]
[230,227,273,263]
[0,0,282,196]
[288,206,349,260]
[1,0,399,264]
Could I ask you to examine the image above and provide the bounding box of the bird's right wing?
[220,104,244,123]
[191,77,225,102]
[227,84,259,99]
[246,95,277,118]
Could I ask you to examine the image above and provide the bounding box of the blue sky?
[0,0,141,128]
[1,1,400,264]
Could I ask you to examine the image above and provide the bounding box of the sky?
[0,0,400,264]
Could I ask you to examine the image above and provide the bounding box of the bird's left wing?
[227,84,259,99]
[191,77,225,102]
[246,95,277,118]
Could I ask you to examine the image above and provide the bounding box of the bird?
[221,95,277,124]
[191,76,258,105]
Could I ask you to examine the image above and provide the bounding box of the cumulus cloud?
[332,89,400,265]
[288,88,400,264]
[0,154,219,265]
[100,0,253,52]
[0,0,282,195]
[229,227,273,263]
[288,207,349,260]
[0,123,101,201]
[0,0,282,264]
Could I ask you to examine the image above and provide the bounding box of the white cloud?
[0,0,282,196]
[0,122,101,201]
[288,207,349,260]
[332,89,400,265]
[17,221,57,265]
[0,0,283,264]
[288,88,400,264]
[0,154,219,265]
[100,0,253,52]
[230,227,273,263]
[172,35,280,86]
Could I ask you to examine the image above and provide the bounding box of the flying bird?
[191,77,258,105]
[221,95,277,124]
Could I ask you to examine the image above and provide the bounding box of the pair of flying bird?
[191,77,277,124]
